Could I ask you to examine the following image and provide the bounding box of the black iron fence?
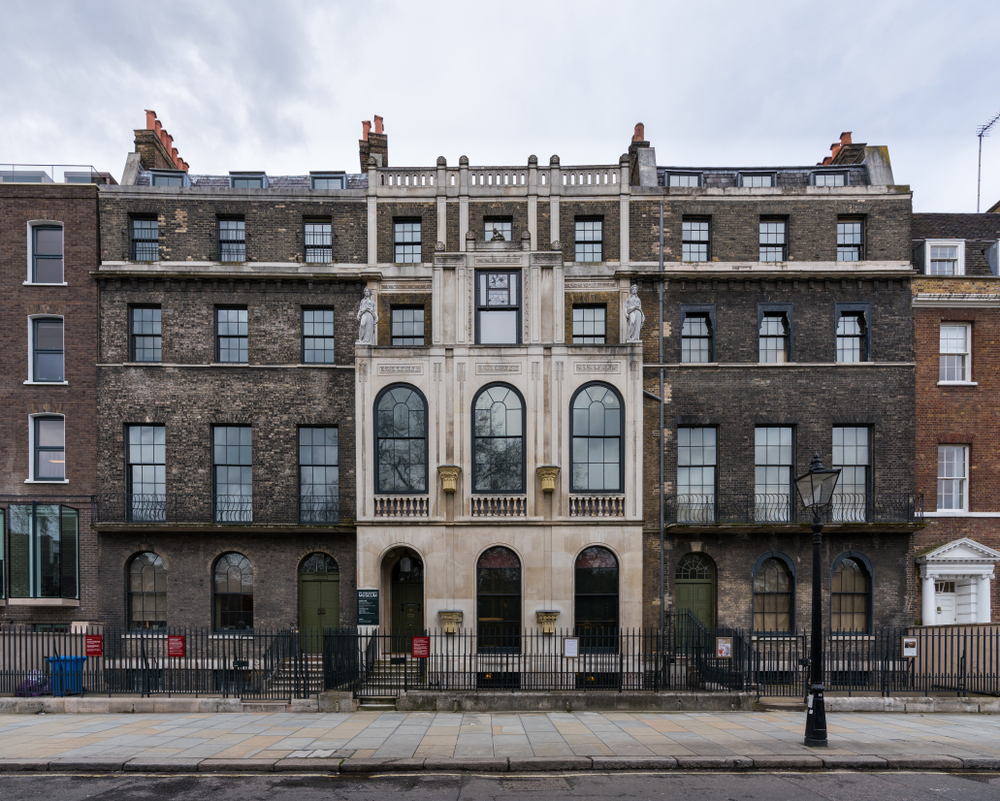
[665,493,923,526]
[1,619,996,700]
[93,493,339,526]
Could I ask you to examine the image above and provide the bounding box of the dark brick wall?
[98,530,357,629]
[537,201,550,249]
[0,184,100,624]
[559,201,620,263]
[134,130,176,171]
[446,202,460,252]
[100,194,367,264]
[96,279,358,628]
[376,291,432,347]
[376,202,437,264]
[629,197,912,263]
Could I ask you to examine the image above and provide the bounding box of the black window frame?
[472,383,526,494]
[217,217,246,263]
[484,217,513,242]
[229,173,266,189]
[572,304,607,345]
[310,172,345,190]
[759,218,787,262]
[150,170,188,187]
[31,223,63,284]
[393,218,422,264]
[31,316,64,382]
[575,546,619,652]
[390,306,426,346]
[682,217,710,262]
[757,303,793,363]
[374,384,429,495]
[128,552,167,630]
[835,302,871,363]
[130,216,159,261]
[126,424,166,523]
[739,172,776,188]
[216,306,248,364]
[837,217,865,261]
[570,382,624,494]
[129,305,162,363]
[574,217,603,262]
[679,304,715,363]
[752,551,795,634]
[475,269,522,345]
[8,503,79,600]
[213,552,254,631]
[813,171,848,187]
[477,546,522,653]
[667,172,702,188]
[298,426,339,523]
[212,425,252,523]
[302,308,335,364]
[830,551,873,633]
[304,219,333,264]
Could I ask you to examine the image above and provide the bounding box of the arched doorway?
[299,553,340,651]
[390,551,424,653]
[675,553,716,629]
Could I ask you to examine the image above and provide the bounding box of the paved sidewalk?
[1,710,999,773]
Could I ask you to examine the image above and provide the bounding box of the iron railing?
[94,493,339,526]
[666,493,923,526]
[1,620,995,700]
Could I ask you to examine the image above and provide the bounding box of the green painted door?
[391,581,423,653]
[675,580,715,629]
[299,574,340,652]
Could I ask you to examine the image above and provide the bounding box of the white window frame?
[24,221,67,286]
[938,322,974,385]
[937,445,969,513]
[26,413,68,484]
[925,239,965,276]
[25,314,67,385]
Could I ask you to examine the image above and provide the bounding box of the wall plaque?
[574,362,621,374]
[476,363,522,374]
[378,364,424,375]
[357,589,379,625]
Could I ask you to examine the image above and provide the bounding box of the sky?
[2,0,999,213]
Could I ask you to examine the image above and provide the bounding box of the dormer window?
[922,239,965,276]
[230,172,267,189]
[667,172,701,188]
[813,171,847,187]
[150,170,189,187]
[310,172,345,189]
[740,173,775,188]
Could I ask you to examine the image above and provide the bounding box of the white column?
[921,574,936,625]
[977,574,992,623]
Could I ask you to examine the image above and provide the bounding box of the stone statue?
[625,284,645,342]
[356,287,378,345]
[491,227,505,241]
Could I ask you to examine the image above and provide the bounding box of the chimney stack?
[359,115,388,172]
[134,110,189,171]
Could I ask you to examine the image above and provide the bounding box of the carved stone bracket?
[536,610,560,635]
[438,609,463,634]
[537,465,560,493]
[438,464,461,493]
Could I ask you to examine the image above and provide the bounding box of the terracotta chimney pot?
[145,109,157,130]
[840,132,852,145]
[362,120,371,140]
[374,115,383,134]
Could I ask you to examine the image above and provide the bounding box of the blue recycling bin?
[47,655,86,696]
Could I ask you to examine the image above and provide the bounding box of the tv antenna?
[976,111,1000,213]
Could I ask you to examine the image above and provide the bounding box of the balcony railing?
[569,495,626,517]
[665,493,923,526]
[470,495,527,517]
[373,495,429,517]
[0,163,112,184]
[95,493,339,526]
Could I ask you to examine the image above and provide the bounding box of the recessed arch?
[127,551,167,630]
[472,384,526,493]
[752,551,794,633]
[831,551,873,633]
[575,546,619,651]
[213,552,253,631]
[570,382,624,493]
[374,384,428,494]
[477,546,521,652]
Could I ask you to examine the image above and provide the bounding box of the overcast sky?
[2,0,998,212]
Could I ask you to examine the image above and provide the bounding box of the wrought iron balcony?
[664,493,923,527]
[94,493,340,527]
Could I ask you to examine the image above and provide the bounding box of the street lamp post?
[794,452,841,748]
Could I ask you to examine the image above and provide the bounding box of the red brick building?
[912,213,1000,624]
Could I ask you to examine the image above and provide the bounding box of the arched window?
[214,553,253,631]
[477,546,521,651]
[472,385,525,493]
[128,552,166,630]
[753,553,794,633]
[575,547,618,651]
[832,552,873,633]
[375,384,428,493]
[300,552,339,574]
[570,383,623,492]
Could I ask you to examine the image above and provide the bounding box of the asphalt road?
[1,771,999,801]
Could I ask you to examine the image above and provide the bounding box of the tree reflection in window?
[375,385,427,493]
[473,385,524,492]
[477,546,521,652]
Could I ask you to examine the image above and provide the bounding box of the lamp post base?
[804,684,828,747]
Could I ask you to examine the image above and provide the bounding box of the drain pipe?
[658,200,665,634]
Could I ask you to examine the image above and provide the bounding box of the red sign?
[411,636,430,659]
[85,635,103,657]
[167,635,186,658]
